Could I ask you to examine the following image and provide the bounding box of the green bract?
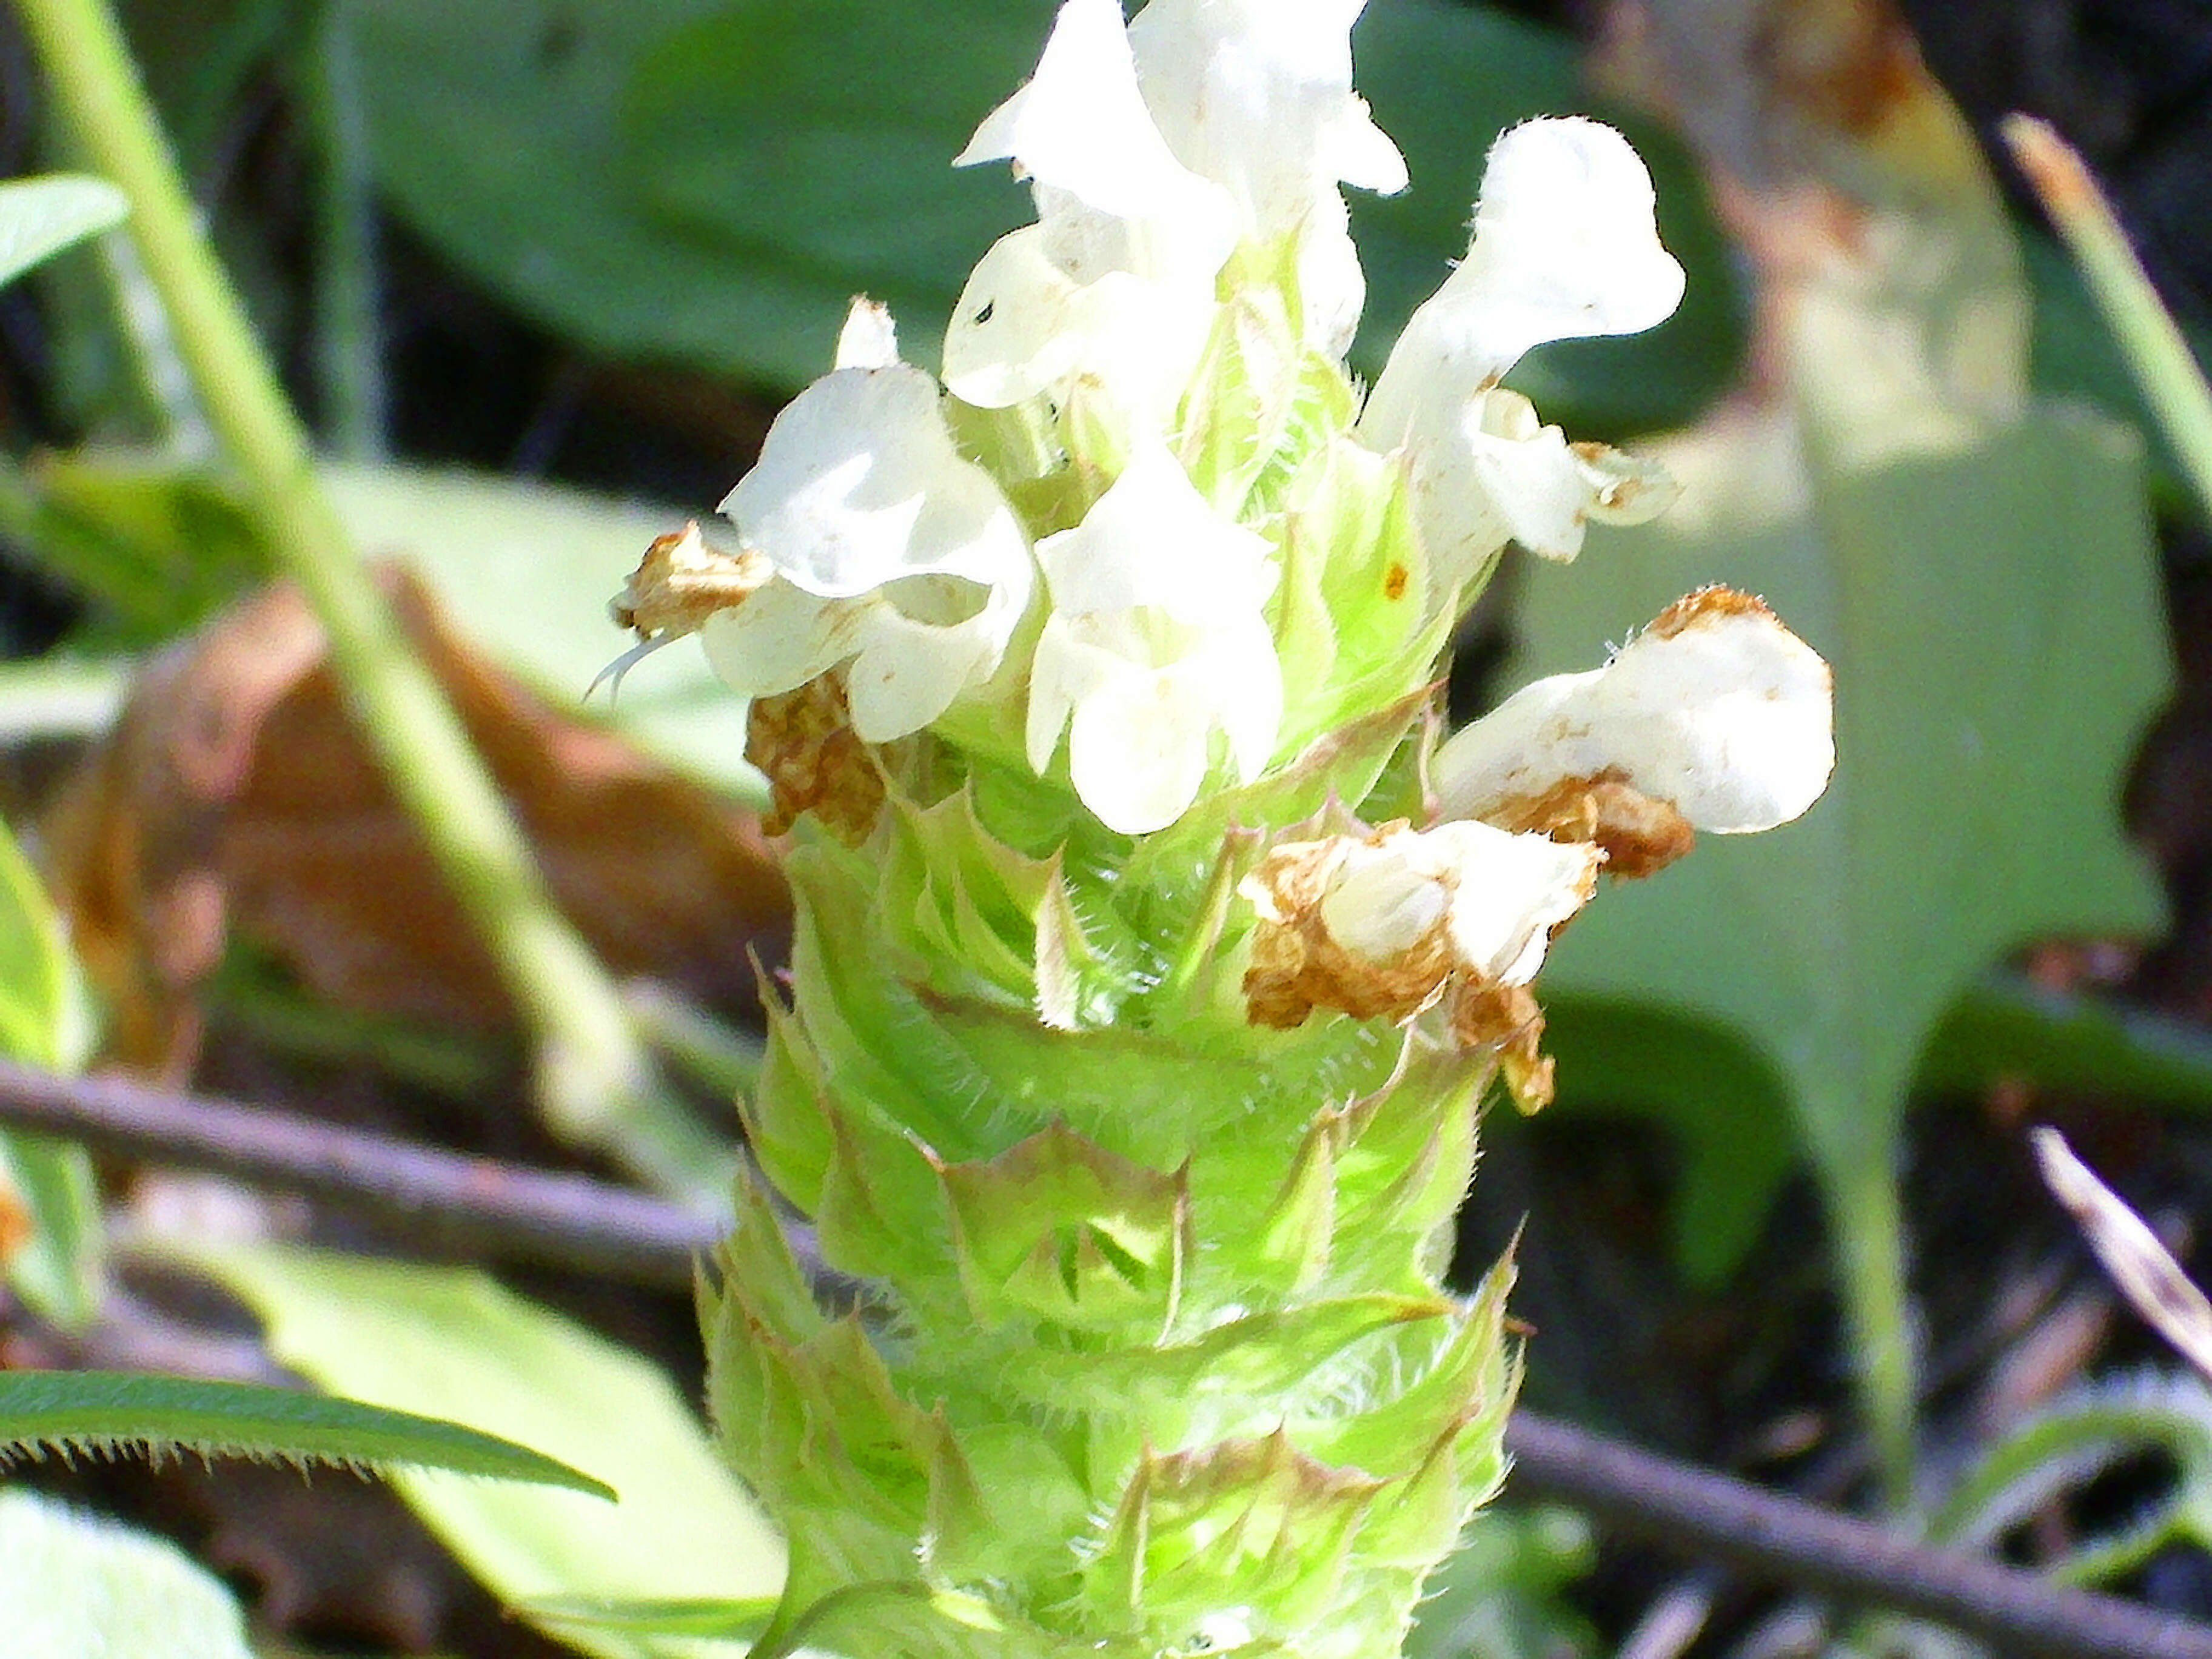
[639,1,1837,1653]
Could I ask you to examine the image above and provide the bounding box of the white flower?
[1025,443,1281,835]
[1433,587,1835,838]
[1402,387,1682,574]
[1126,0,1407,356]
[947,0,1235,425]
[700,303,1034,744]
[1357,118,1686,589]
[1239,817,1603,1034]
[1318,820,1600,987]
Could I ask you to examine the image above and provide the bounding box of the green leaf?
[0,175,125,289]
[1530,995,1798,1288]
[0,1134,101,1330]
[167,1241,786,1659]
[1921,971,2212,1111]
[0,814,90,1074]
[345,0,1741,426]
[0,814,101,1329]
[0,1487,252,1659]
[1928,1371,2212,1588]
[0,1369,612,1497]
[350,0,1037,391]
[1509,227,2169,1472]
[525,1594,779,1641]
[1523,395,2168,1210]
[13,455,763,799]
[19,451,272,643]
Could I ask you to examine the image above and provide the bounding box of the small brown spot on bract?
[1647,584,1773,640]
[1384,563,1409,602]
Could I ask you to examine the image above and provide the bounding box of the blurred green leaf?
[0,815,101,1329]
[525,1593,778,1642]
[1922,972,2212,1110]
[345,0,1742,427]
[0,175,126,289]
[1930,1371,2212,1588]
[0,1369,613,1496]
[11,455,763,799]
[1518,398,2168,1270]
[1502,87,2170,1481]
[21,451,272,644]
[171,1241,786,1659]
[1406,1504,1597,1659]
[1513,396,2168,1478]
[350,0,1036,392]
[1531,995,1797,1287]
[0,1487,253,1659]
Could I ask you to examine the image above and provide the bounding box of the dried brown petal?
[1241,823,1461,1031]
[609,520,771,641]
[42,568,790,1071]
[1450,980,1554,1112]
[745,676,886,843]
[1484,769,1697,879]
[1646,582,1775,640]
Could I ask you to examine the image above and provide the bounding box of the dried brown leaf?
[42,568,789,1073]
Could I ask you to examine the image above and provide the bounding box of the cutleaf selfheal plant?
[612,3,1835,1654]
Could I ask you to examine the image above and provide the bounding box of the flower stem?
[10,0,728,1202]
[2002,115,2212,522]
[1832,1150,1919,1513]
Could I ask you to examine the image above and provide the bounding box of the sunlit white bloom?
[833,296,900,370]
[1239,818,1603,1040]
[1318,820,1601,987]
[1026,443,1281,834]
[1127,0,1407,356]
[948,0,1235,424]
[1404,386,1682,573]
[701,307,1034,744]
[1358,118,1686,588]
[1433,588,1835,836]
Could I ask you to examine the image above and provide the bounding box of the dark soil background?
[5,1,2212,1655]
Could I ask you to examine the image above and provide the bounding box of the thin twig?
[0,1060,719,1285]
[1506,1411,2212,1659]
[9,1059,2212,1658]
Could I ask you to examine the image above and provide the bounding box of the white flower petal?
[944,228,1216,417]
[1127,0,1403,354]
[1425,820,1604,983]
[1362,118,1684,445]
[1035,441,1275,618]
[833,297,900,370]
[1128,0,1406,226]
[1312,819,1600,985]
[721,363,1030,602]
[1065,659,1218,835]
[1433,588,1835,834]
[1025,446,1284,829]
[843,600,1000,743]
[698,579,856,701]
[958,0,1212,224]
